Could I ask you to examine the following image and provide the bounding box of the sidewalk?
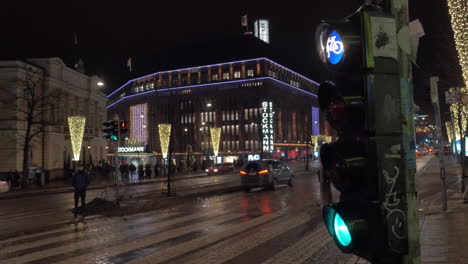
[0,160,321,200]
[418,155,468,263]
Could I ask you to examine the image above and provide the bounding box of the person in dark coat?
[72,165,90,217]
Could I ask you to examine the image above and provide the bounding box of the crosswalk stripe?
[0,209,221,256]
[186,212,312,264]
[44,212,241,264]
[130,211,312,264]
[260,226,330,264]
[2,210,238,264]
[0,208,180,247]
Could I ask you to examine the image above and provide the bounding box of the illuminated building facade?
[107,57,329,164]
[0,58,107,179]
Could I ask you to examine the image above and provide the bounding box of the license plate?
[249,172,256,176]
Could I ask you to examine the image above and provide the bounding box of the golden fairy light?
[210,127,221,156]
[447,0,468,88]
[68,116,86,161]
[158,123,171,158]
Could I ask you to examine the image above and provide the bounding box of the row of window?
[199,140,260,151]
[132,69,257,94]
[222,110,239,121]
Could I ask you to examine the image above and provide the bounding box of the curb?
[0,173,219,200]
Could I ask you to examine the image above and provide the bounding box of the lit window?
[247,69,254,77]
[234,71,241,79]
[222,72,230,80]
[212,74,219,81]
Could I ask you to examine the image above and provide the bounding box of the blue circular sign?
[326,30,344,65]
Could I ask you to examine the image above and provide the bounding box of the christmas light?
[447,0,468,88]
[210,127,221,156]
[450,94,468,140]
[158,123,171,158]
[68,116,86,161]
[130,104,148,144]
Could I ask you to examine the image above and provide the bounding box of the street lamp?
[207,103,212,107]
[97,81,104,87]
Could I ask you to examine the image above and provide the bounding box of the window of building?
[244,109,249,120]
[212,74,219,81]
[247,69,254,77]
[234,71,241,79]
[222,72,230,80]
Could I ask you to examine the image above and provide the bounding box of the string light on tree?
[447,0,468,88]
[210,127,221,157]
[158,123,171,159]
[68,116,86,161]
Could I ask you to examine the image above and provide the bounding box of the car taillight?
[258,170,269,175]
[240,171,247,175]
[2,182,8,186]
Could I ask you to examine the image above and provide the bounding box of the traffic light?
[317,7,401,263]
[103,120,119,141]
[119,121,129,134]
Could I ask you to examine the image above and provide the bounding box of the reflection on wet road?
[0,169,362,264]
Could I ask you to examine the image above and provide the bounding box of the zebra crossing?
[0,178,367,264]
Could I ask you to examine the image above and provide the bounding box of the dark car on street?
[240,160,294,191]
[206,163,234,175]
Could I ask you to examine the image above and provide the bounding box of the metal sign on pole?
[430,76,448,211]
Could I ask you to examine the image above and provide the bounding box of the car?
[0,179,9,193]
[205,163,234,175]
[240,160,294,191]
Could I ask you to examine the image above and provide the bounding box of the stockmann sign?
[118,146,145,153]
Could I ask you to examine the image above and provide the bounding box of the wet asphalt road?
[0,156,438,264]
[0,167,355,264]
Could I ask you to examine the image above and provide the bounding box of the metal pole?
[430,76,448,211]
[389,1,421,263]
[114,115,120,204]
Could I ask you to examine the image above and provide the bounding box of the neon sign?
[261,101,274,152]
[118,146,144,153]
[326,30,344,65]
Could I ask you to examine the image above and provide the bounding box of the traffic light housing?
[119,121,129,134]
[103,120,119,141]
[317,7,401,263]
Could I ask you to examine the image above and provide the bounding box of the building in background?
[0,58,107,180]
[107,57,330,166]
[254,19,270,44]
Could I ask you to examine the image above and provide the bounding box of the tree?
[0,64,60,184]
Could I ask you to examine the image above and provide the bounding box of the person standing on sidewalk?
[72,165,90,217]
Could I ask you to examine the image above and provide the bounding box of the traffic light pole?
[389,1,420,263]
[114,115,120,205]
[430,76,448,211]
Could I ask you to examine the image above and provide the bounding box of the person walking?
[72,165,90,217]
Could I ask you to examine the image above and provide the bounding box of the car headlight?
[214,169,218,172]
[206,169,209,172]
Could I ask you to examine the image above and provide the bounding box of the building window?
[212,74,219,81]
[247,69,254,77]
[222,72,230,80]
[234,71,241,79]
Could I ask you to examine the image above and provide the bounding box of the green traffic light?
[110,135,118,141]
[334,212,352,247]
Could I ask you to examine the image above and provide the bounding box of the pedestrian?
[13,170,21,189]
[6,170,13,188]
[138,164,144,179]
[72,165,90,217]
[145,163,152,178]
[154,163,160,177]
[129,163,136,176]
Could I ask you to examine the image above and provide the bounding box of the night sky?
[1,0,463,119]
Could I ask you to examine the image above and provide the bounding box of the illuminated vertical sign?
[261,101,274,152]
[130,103,148,145]
[254,19,270,44]
[312,107,320,135]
